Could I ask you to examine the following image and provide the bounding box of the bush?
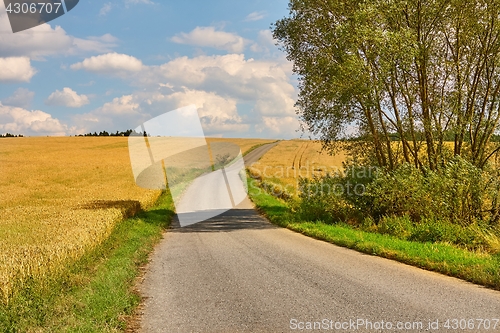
[298,175,350,223]
[363,216,493,251]
[367,156,496,225]
[377,215,414,239]
[366,158,500,250]
[297,164,378,224]
[360,216,377,232]
[409,218,488,251]
[296,156,500,251]
[367,163,429,220]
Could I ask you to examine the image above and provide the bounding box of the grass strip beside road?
[0,191,175,332]
[247,177,500,290]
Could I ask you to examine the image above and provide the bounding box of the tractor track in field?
[298,142,309,169]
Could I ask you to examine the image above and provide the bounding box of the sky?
[0,0,303,139]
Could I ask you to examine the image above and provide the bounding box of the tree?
[274,0,500,170]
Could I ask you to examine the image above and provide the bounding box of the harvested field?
[248,140,346,196]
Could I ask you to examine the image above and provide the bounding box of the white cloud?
[96,95,141,115]
[147,54,296,117]
[45,87,90,108]
[69,49,299,137]
[126,0,153,4]
[70,53,143,74]
[0,57,37,82]
[257,116,302,137]
[2,88,35,108]
[245,11,267,22]
[71,95,146,134]
[86,53,299,137]
[72,34,119,54]
[65,40,295,132]
[99,3,112,16]
[0,11,117,59]
[171,27,246,53]
[250,30,276,53]
[71,89,249,136]
[163,89,249,134]
[0,103,68,136]
[160,54,297,136]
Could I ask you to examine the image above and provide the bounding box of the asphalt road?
[242,142,279,166]
[173,142,278,226]
[139,142,500,333]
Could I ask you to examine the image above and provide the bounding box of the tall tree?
[274,0,500,170]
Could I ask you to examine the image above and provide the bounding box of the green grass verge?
[0,191,175,332]
[247,177,500,290]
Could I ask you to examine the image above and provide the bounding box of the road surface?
[138,142,500,332]
[173,142,279,226]
[243,142,279,166]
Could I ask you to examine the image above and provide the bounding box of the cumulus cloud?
[45,87,90,108]
[0,57,37,82]
[250,30,277,53]
[2,88,35,108]
[126,0,153,4]
[171,27,246,53]
[71,34,118,54]
[71,89,250,136]
[69,51,299,137]
[99,3,112,16]
[71,95,146,134]
[244,11,267,22]
[70,53,143,74]
[162,89,249,134]
[146,54,297,117]
[80,53,299,137]
[0,11,117,59]
[0,103,67,136]
[155,54,297,136]
[95,95,141,115]
[257,116,302,138]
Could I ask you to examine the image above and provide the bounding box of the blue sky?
[0,0,302,138]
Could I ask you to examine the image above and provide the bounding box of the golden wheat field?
[0,136,271,302]
[248,140,346,196]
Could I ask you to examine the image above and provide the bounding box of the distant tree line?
[0,130,157,138]
[0,133,23,138]
[77,129,148,137]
